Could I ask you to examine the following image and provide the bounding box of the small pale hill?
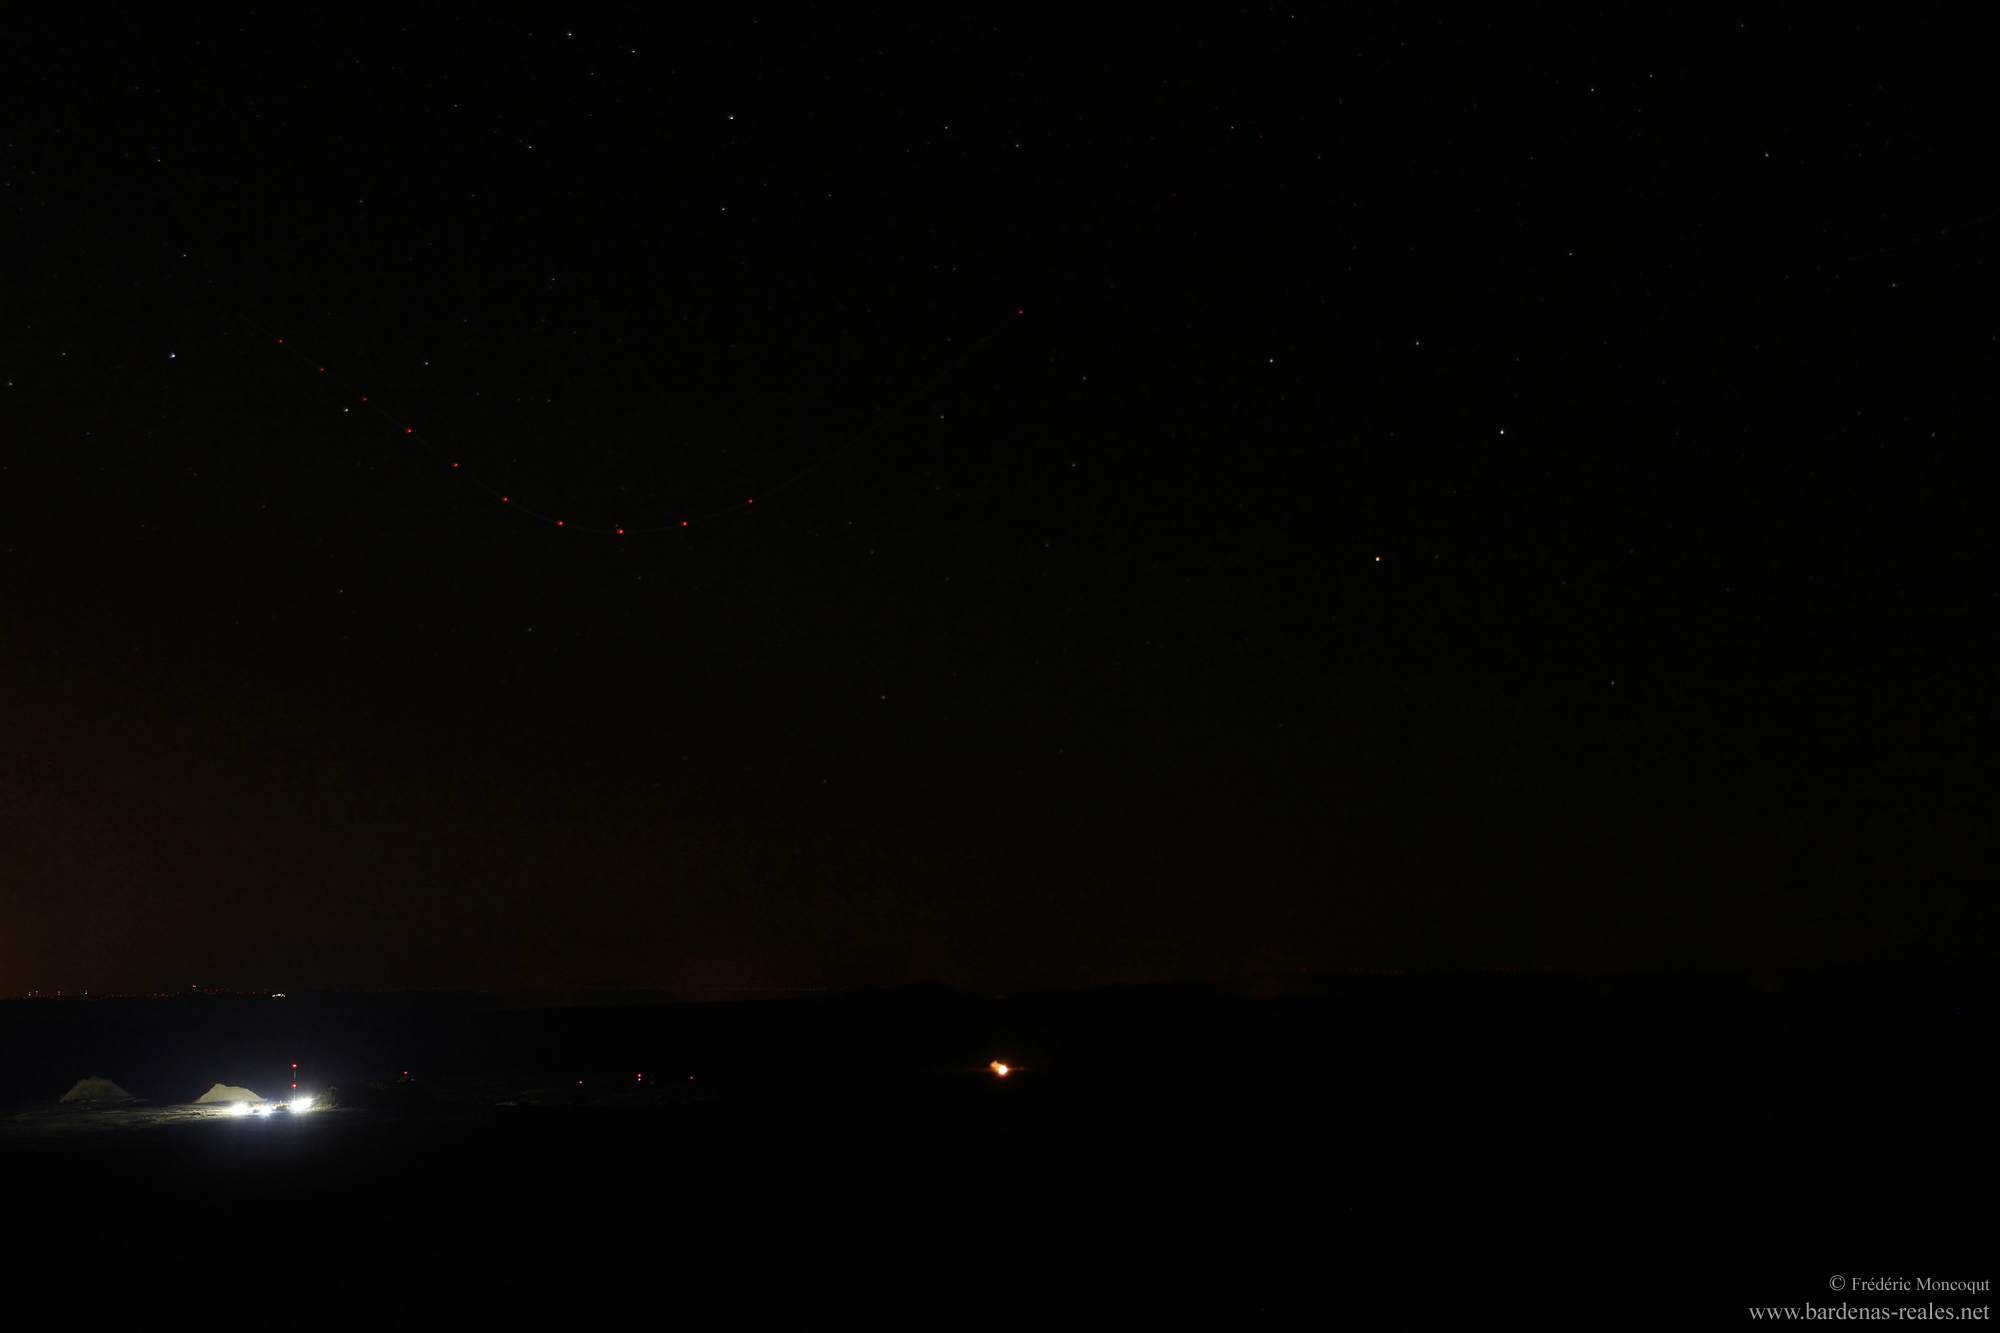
[59,1077,135,1104]
[195,1084,264,1104]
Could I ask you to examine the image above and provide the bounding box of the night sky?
[3,7,1993,995]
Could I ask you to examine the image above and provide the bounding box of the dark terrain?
[3,967,1988,1317]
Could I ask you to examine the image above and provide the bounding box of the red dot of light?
[360,397,367,402]
[405,428,412,433]
[557,520,564,525]
[502,497,509,502]
[681,521,688,526]
[452,462,458,467]
[616,528,624,534]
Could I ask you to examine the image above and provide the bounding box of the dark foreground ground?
[3,967,1990,1320]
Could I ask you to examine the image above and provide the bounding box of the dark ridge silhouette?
[3,965,1987,1315]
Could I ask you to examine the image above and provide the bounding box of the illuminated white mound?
[195,1084,265,1104]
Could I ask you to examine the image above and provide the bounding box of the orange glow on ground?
[990,1061,1010,1076]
